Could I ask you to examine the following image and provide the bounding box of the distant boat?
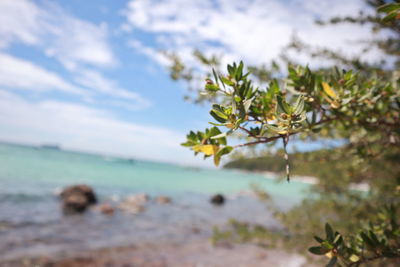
[40,144,61,150]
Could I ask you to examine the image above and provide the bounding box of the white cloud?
[74,69,151,109]
[0,53,151,110]
[128,40,170,66]
[123,0,381,68]
[0,0,150,111]
[0,0,41,48]
[0,0,116,69]
[0,53,85,95]
[0,90,207,166]
[42,11,116,70]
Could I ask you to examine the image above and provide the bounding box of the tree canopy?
[176,1,400,266]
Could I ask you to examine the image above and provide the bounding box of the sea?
[0,142,311,260]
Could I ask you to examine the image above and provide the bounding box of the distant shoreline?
[227,168,319,185]
[228,168,370,191]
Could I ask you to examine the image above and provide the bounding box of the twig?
[282,133,290,182]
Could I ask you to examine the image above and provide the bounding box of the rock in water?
[210,194,225,205]
[156,196,172,204]
[60,184,97,214]
[98,203,115,215]
[118,193,148,214]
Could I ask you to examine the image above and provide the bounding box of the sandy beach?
[1,238,312,267]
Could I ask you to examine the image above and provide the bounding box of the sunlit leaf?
[192,145,219,156]
[322,82,338,99]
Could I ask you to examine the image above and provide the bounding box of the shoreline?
[1,238,314,267]
[259,171,319,185]
[228,168,369,191]
[228,168,319,185]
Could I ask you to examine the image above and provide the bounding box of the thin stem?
[282,133,290,182]
[234,132,296,148]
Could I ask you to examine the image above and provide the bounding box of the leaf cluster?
[309,209,400,267]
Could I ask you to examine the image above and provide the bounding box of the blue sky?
[0,0,378,166]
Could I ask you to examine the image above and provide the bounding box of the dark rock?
[60,184,97,214]
[61,184,97,204]
[210,194,225,205]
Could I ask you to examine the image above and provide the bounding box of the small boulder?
[156,196,171,204]
[210,194,225,205]
[60,184,97,214]
[98,203,115,215]
[124,193,149,204]
[118,193,148,214]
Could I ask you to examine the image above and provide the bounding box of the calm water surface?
[0,143,310,260]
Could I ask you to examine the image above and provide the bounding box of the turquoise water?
[0,142,310,260]
[0,142,309,199]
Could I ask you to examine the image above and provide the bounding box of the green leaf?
[181,140,197,147]
[205,83,219,92]
[220,76,235,86]
[360,232,375,248]
[227,64,234,77]
[243,98,253,113]
[211,132,227,139]
[210,110,228,123]
[187,131,197,141]
[209,126,222,137]
[209,122,226,126]
[277,95,290,113]
[308,246,329,255]
[314,236,324,243]
[333,233,341,244]
[213,146,233,167]
[325,223,334,242]
[212,68,219,86]
[293,96,305,115]
[377,3,400,13]
[265,124,288,134]
[269,79,280,94]
[334,235,343,246]
[344,70,353,80]
[236,61,244,80]
[382,12,398,22]
[326,256,337,267]
[368,230,380,246]
[321,240,334,250]
[216,146,233,157]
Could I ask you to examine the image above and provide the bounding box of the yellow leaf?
[266,113,276,122]
[322,82,338,99]
[192,145,219,156]
[325,251,334,259]
[330,100,341,109]
[349,254,360,262]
